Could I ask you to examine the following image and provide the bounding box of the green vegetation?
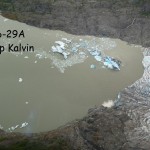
[0,137,71,150]
[0,0,14,11]
[141,11,150,16]
[0,137,8,142]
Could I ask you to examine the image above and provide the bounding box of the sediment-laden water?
[0,15,144,133]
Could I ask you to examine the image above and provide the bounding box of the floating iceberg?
[24,56,29,59]
[55,41,66,49]
[79,52,86,55]
[104,62,113,69]
[10,125,19,131]
[72,47,78,53]
[51,46,70,59]
[35,53,43,59]
[25,101,29,104]
[102,100,114,108]
[89,50,101,56]
[104,56,120,70]
[7,122,29,132]
[89,50,102,62]
[19,78,23,82]
[50,38,121,72]
[90,64,96,69]
[20,122,28,128]
[0,124,3,129]
[62,38,72,43]
[94,55,102,62]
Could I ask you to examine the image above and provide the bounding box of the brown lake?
[0,15,144,133]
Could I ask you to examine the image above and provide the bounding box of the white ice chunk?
[79,52,86,55]
[11,127,15,130]
[19,78,23,83]
[104,62,113,69]
[55,41,66,49]
[90,64,96,69]
[15,125,19,129]
[10,125,19,131]
[24,56,29,59]
[62,38,72,43]
[62,52,70,59]
[52,46,70,59]
[56,45,63,53]
[94,55,102,62]
[20,122,28,128]
[4,19,8,22]
[72,47,78,53]
[104,57,120,70]
[51,46,58,52]
[89,50,100,56]
[35,54,43,59]
[0,124,3,129]
[111,61,120,70]
[102,100,114,108]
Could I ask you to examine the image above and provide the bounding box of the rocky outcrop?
[1,0,150,149]
[114,48,150,149]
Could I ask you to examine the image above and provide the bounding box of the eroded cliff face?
[0,0,150,150]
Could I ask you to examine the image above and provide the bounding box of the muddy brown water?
[0,15,144,133]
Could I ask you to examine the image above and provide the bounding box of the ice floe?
[16,36,120,73]
[36,53,43,59]
[20,122,28,128]
[102,100,114,108]
[0,124,3,130]
[103,56,121,70]
[19,78,23,82]
[90,64,96,69]
[50,37,121,72]
[25,101,29,104]
[9,125,19,131]
[94,55,102,62]
[4,18,8,22]
[62,38,72,43]
[24,56,29,59]
[6,122,29,132]
[51,54,87,73]
[55,41,66,49]
[51,45,70,59]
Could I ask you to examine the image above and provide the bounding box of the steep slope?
[1,0,150,47]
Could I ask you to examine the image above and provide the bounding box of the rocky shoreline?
[0,0,150,149]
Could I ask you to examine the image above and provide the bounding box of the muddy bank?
[0,0,150,150]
